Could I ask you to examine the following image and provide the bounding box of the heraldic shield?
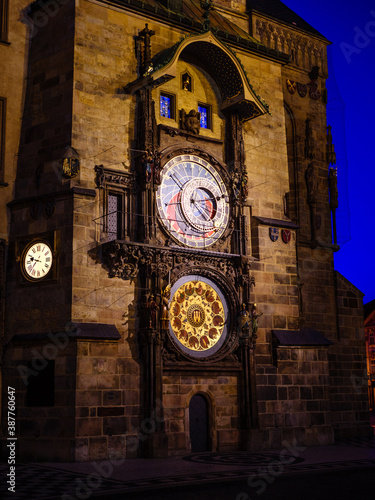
[269,227,279,242]
[281,229,291,244]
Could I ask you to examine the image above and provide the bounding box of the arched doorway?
[189,394,209,452]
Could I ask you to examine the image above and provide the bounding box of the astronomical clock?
[156,154,230,248]
[99,29,268,456]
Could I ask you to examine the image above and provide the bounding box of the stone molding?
[254,17,328,77]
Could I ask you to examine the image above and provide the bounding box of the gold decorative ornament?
[169,279,225,353]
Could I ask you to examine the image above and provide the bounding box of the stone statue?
[304,118,315,159]
[147,294,158,329]
[180,109,200,135]
[182,75,191,91]
[237,303,251,336]
[160,284,171,330]
[142,150,154,183]
[241,170,248,201]
[328,167,338,209]
[154,150,162,185]
[232,172,241,202]
[251,303,263,336]
[305,162,318,205]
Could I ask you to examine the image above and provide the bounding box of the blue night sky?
[282,0,375,305]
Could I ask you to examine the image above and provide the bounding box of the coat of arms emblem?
[286,79,297,94]
[269,227,279,242]
[281,229,291,244]
[297,82,307,97]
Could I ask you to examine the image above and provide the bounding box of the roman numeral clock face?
[21,241,53,281]
[156,155,230,248]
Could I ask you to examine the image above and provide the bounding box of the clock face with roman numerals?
[22,241,53,281]
[156,155,230,248]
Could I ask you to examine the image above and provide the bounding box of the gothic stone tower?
[1,0,369,461]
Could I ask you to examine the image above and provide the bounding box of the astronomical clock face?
[169,276,229,358]
[156,155,230,248]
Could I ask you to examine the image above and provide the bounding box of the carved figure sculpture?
[305,162,318,205]
[182,74,191,91]
[147,294,158,328]
[251,303,263,336]
[237,303,251,336]
[160,284,171,330]
[180,109,200,135]
[328,167,338,209]
[154,150,162,185]
[142,150,154,183]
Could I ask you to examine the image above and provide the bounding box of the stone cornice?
[7,187,96,210]
[253,14,329,77]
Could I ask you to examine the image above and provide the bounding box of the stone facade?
[1,0,370,461]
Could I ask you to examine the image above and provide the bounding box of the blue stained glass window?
[198,105,208,129]
[160,95,171,118]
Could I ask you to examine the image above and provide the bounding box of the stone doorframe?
[185,389,217,452]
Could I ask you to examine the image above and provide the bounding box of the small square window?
[160,93,175,119]
[198,104,211,129]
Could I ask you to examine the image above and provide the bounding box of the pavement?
[1,431,375,500]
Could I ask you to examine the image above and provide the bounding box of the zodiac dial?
[156,155,230,248]
[168,276,229,358]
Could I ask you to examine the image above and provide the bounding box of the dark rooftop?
[364,298,375,320]
[248,0,328,41]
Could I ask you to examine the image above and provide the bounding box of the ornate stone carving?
[308,66,321,101]
[150,251,173,278]
[305,162,318,206]
[160,284,171,330]
[255,19,328,77]
[95,165,134,189]
[62,146,80,179]
[100,238,256,365]
[137,23,155,76]
[101,242,140,280]
[326,125,336,165]
[304,118,315,160]
[180,109,200,135]
[328,167,338,210]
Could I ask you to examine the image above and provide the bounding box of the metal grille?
[108,193,120,241]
